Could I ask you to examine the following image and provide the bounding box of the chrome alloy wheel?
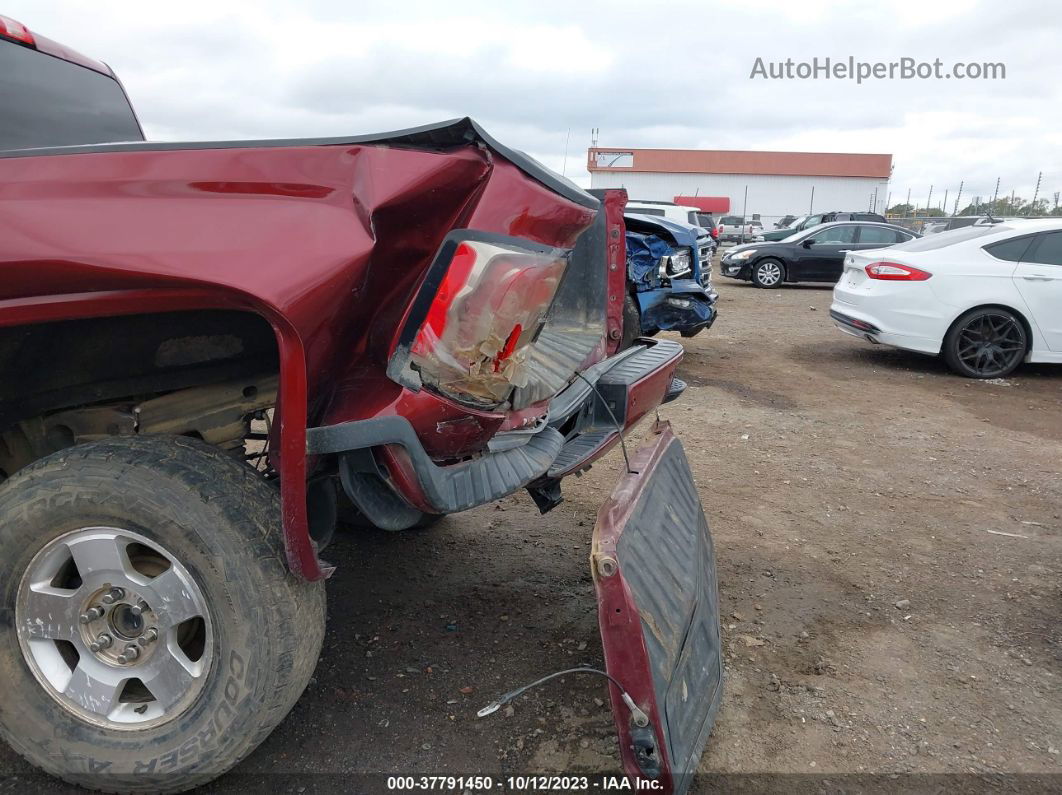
[756,260,782,286]
[15,527,213,729]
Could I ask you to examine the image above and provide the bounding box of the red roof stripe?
[674,196,730,212]
[588,147,892,179]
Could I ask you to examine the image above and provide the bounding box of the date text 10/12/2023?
[386,775,664,791]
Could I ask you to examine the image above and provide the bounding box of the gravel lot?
[2,276,1059,792]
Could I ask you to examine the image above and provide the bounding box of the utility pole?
[926,185,933,217]
[742,185,749,244]
[809,186,815,214]
[1031,171,1043,215]
[991,177,1000,211]
[886,192,892,214]
[561,127,571,178]
[953,181,963,216]
[905,188,911,217]
[941,189,948,217]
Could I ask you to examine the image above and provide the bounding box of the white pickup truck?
[717,215,764,244]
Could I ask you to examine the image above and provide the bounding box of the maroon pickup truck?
[0,15,722,794]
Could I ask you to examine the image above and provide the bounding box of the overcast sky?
[9,0,1062,208]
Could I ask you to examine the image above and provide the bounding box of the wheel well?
[0,309,279,480]
[947,304,1034,352]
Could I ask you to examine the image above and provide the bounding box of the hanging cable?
[477,665,649,727]
[574,372,636,475]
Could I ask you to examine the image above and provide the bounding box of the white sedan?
[831,219,1062,378]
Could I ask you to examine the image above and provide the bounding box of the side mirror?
[802,238,815,248]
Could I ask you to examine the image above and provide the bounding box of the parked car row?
[759,210,886,241]
[715,201,1062,380]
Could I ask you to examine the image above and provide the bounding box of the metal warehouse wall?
[589,171,890,226]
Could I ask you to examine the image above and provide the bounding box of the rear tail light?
[388,232,570,408]
[0,15,34,45]
[865,262,932,281]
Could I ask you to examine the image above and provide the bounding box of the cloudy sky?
[9,0,1062,208]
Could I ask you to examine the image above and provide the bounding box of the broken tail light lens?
[865,262,932,281]
[388,232,571,408]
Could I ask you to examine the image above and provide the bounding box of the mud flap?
[592,421,722,795]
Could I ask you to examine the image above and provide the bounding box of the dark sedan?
[720,221,918,287]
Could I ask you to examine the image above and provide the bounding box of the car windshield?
[890,225,1012,251]
[787,215,808,228]
[721,216,743,225]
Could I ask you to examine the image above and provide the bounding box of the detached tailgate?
[592,422,723,794]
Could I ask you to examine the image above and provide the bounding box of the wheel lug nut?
[89,633,113,652]
[117,644,141,664]
[101,587,125,605]
[79,606,105,624]
[130,600,149,617]
[137,627,159,647]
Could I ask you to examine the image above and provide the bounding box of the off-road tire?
[0,435,326,793]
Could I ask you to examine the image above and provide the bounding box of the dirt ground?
[1,276,1059,792]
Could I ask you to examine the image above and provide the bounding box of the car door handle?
[839,249,852,254]
[1021,275,1053,281]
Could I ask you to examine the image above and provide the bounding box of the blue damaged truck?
[621,212,718,347]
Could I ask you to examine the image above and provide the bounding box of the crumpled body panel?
[626,233,672,290]
[0,119,598,579]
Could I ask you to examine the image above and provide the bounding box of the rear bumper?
[829,308,882,335]
[306,338,685,517]
[830,304,942,355]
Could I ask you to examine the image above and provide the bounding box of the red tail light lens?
[865,262,932,281]
[391,234,570,408]
[0,15,34,45]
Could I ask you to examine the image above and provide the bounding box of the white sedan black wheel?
[943,308,1028,378]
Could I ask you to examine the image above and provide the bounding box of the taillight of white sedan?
[831,219,1062,378]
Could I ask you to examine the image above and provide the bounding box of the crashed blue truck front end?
[624,213,718,338]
